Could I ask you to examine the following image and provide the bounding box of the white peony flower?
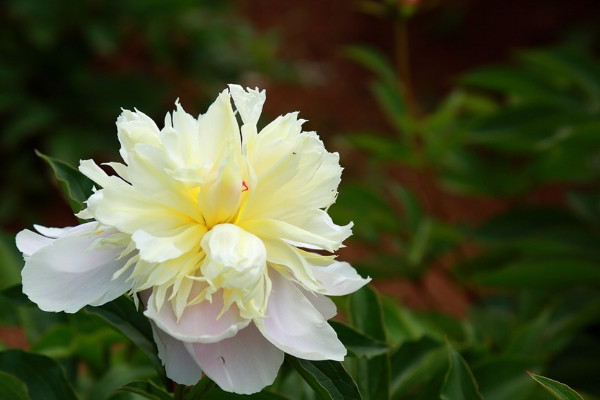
[16,85,370,394]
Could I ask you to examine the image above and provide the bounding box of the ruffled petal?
[150,322,203,386]
[258,270,346,361]
[144,286,250,343]
[228,85,265,127]
[187,323,283,395]
[313,261,371,296]
[20,222,133,313]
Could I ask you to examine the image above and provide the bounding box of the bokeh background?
[2,0,600,398]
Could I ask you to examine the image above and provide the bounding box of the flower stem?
[174,384,187,400]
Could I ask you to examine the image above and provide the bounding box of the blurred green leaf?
[470,258,600,288]
[286,356,362,400]
[528,372,584,400]
[390,336,447,397]
[0,231,22,290]
[518,48,600,106]
[204,387,292,400]
[87,365,157,400]
[36,150,94,214]
[0,349,77,400]
[567,191,600,228]
[111,380,173,400]
[0,371,31,400]
[85,296,167,385]
[472,356,542,400]
[345,45,397,84]
[440,342,485,400]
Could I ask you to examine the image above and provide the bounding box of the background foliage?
[1,0,599,399]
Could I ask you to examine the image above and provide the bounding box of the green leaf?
[36,150,94,213]
[349,286,390,400]
[0,231,22,290]
[440,342,485,400]
[345,45,397,84]
[111,380,173,400]
[0,349,77,400]
[472,356,542,400]
[0,371,31,400]
[470,258,600,288]
[390,336,447,397]
[330,321,389,359]
[186,376,216,400]
[204,387,292,400]
[349,286,386,342]
[88,365,157,400]
[461,66,571,106]
[519,48,600,106]
[286,356,362,400]
[85,296,167,384]
[527,372,584,400]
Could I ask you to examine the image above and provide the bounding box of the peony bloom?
[16,85,370,394]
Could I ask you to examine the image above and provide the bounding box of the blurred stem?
[394,16,418,120]
[174,384,187,400]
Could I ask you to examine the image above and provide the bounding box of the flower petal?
[150,322,203,386]
[313,261,371,296]
[144,286,250,343]
[228,85,265,127]
[20,222,133,313]
[16,229,54,259]
[301,289,337,320]
[258,269,346,361]
[187,323,283,394]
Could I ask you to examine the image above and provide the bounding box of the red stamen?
[242,180,249,192]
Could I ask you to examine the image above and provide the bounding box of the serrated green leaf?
[36,150,94,213]
[440,342,484,400]
[287,356,362,400]
[0,371,31,400]
[85,296,167,384]
[330,321,389,359]
[0,349,77,400]
[528,372,584,400]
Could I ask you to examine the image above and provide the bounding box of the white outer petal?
[150,322,203,386]
[20,222,134,313]
[186,323,283,395]
[258,269,346,361]
[16,230,54,259]
[300,288,338,320]
[313,261,371,296]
